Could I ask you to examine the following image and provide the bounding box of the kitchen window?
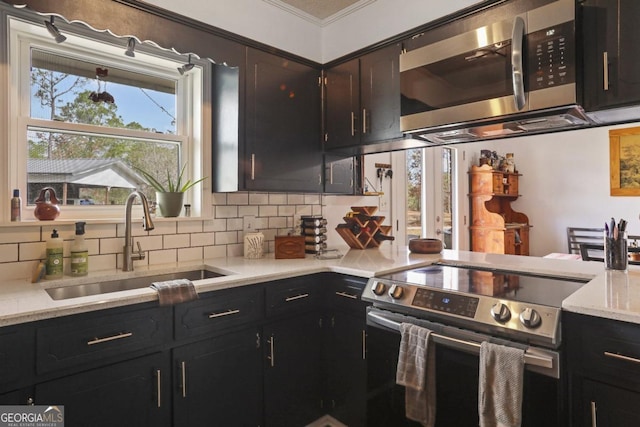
[5,16,207,220]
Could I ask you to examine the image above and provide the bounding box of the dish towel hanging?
[150,279,198,306]
[478,341,525,427]
[396,323,436,427]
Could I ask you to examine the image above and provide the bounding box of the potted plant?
[136,163,206,217]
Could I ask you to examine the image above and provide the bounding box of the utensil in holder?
[605,231,628,271]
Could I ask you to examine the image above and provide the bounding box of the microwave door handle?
[511,16,526,110]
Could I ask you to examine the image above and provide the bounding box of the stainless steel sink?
[45,269,225,300]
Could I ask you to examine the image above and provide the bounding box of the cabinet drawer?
[566,313,640,385]
[36,305,171,375]
[175,286,263,339]
[0,325,34,393]
[326,275,369,314]
[266,276,322,317]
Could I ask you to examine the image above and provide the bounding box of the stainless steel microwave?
[400,0,589,144]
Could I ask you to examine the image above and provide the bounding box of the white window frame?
[2,14,210,221]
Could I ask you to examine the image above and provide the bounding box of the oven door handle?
[367,310,555,371]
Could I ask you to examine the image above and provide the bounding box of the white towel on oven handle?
[396,322,436,427]
[478,341,525,427]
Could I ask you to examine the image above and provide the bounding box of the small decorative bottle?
[10,189,21,222]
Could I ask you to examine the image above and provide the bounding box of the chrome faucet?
[123,190,155,272]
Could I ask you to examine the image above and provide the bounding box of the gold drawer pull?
[87,332,133,346]
[208,309,240,319]
[285,293,309,302]
[335,291,358,300]
[604,351,640,364]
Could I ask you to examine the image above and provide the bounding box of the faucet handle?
[136,241,145,261]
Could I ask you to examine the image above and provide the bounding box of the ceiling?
[262,0,376,26]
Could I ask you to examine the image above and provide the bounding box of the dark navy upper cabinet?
[245,48,323,192]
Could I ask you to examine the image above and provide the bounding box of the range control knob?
[388,284,404,300]
[519,307,542,329]
[371,281,386,296]
[490,302,511,323]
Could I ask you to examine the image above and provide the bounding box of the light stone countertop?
[0,245,633,327]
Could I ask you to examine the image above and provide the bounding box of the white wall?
[144,0,481,63]
[144,0,322,61]
[465,122,640,257]
[322,0,481,62]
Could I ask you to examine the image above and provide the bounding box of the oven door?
[366,307,566,427]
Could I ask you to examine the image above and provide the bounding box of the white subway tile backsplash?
[163,234,190,249]
[287,194,304,204]
[88,254,117,272]
[204,245,226,259]
[204,218,227,232]
[227,192,249,205]
[259,205,278,217]
[211,192,228,205]
[190,232,214,247]
[19,242,45,261]
[0,227,41,244]
[148,249,177,265]
[227,243,243,257]
[0,191,322,281]
[178,246,203,262]
[304,194,321,205]
[269,193,287,204]
[177,221,203,234]
[215,205,238,218]
[268,217,287,229]
[238,205,259,217]
[249,192,269,205]
[215,231,238,245]
[278,205,296,217]
[136,235,164,251]
[151,221,178,235]
[100,237,125,255]
[0,244,19,263]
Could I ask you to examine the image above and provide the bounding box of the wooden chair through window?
[567,227,605,255]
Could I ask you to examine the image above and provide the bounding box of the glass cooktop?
[380,264,588,308]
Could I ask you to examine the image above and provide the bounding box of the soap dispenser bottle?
[70,222,88,276]
[45,229,63,279]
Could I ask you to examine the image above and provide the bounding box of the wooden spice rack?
[335,206,393,249]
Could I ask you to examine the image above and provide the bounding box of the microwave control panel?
[527,20,575,90]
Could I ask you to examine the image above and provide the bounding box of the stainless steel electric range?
[361,262,589,426]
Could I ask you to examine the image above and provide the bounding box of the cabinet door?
[263,312,323,427]
[324,155,356,194]
[245,48,322,192]
[0,325,34,393]
[325,59,360,149]
[360,44,402,144]
[173,328,262,427]
[582,0,640,110]
[35,352,171,427]
[324,311,367,427]
[582,379,640,427]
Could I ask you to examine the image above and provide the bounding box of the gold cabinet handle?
[87,332,133,346]
[604,351,640,364]
[285,293,309,302]
[362,329,366,360]
[209,309,240,319]
[590,400,597,427]
[335,291,358,300]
